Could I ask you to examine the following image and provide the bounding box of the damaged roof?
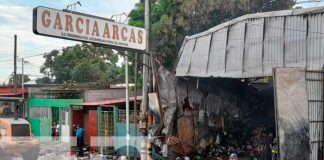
[176,7,324,78]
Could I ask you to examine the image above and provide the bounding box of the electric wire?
[0,2,308,63]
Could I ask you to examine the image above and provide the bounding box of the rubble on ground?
[156,64,277,159]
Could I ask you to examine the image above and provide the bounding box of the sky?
[0,0,322,84]
[0,0,139,83]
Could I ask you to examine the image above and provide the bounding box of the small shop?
[70,97,141,157]
[28,98,83,141]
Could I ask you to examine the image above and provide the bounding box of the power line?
[25,62,41,69]
[2,72,13,84]
[0,43,62,55]
[0,19,320,64]
[1,6,322,63]
[296,0,324,4]
[316,1,321,6]
[0,53,44,62]
[0,41,12,45]
[23,53,46,59]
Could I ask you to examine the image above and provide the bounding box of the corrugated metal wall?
[307,70,324,160]
[176,8,324,78]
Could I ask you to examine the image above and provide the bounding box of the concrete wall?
[84,89,141,101]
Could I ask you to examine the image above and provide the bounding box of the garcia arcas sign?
[33,6,146,50]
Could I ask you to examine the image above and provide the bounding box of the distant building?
[24,83,141,145]
[0,85,28,97]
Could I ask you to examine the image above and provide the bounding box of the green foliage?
[8,74,30,85]
[128,3,145,27]
[35,77,52,84]
[118,60,143,90]
[40,43,143,87]
[40,43,121,84]
[128,0,295,70]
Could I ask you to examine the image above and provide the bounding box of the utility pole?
[140,0,150,159]
[125,51,130,159]
[13,35,17,94]
[21,58,26,118]
[133,53,138,160]
[21,58,24,99]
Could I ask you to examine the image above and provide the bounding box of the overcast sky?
[0,0,139,83]
[0,0,322,84]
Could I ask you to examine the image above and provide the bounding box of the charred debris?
[152,66,277,159]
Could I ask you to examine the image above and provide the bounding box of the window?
[11,124,30,137]
[29,107,51,118]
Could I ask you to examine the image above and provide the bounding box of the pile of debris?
[154,65,277,159]
[195,127,275,160]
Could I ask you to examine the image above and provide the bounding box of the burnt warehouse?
[174,78,276,159]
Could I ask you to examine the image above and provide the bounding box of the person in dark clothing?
[51,122,56,141]
[75,125,85,156]
[265,133,273,160]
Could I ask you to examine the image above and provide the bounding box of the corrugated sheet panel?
[188,35,212,76]
[224,21,245,78]
[263,17,285,75]
[206,27,228,76]
[306,71,324,160]
[242,18,264,77]
[284,16,307,67]
[176,7,324,78]
[176,39,196,76]
[307,14,324,70]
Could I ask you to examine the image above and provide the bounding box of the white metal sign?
[33,6,146,50]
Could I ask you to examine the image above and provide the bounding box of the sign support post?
[125,51,130,159]
[140,0,150,159]
[33,6,148,159]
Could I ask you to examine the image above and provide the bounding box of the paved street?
[1,0,324,160]
[38,141,75,160]
[0,141,76,160]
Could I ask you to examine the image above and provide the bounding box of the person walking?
[75,124,85,156]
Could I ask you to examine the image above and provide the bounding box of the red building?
[0,85,28,97]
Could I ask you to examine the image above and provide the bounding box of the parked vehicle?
[0,97,39,160]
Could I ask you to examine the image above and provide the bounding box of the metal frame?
[306,69,324,160]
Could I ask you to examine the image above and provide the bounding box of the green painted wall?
[28,99,83,108]
[28,99,83,138]
[29,118,40,136]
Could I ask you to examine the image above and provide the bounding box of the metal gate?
[101,111,114,154]
[307,70,324,160]
[29,106,52,137]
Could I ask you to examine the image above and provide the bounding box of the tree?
[8,74,30,85]
[40,43,121,84]
[117,58,143,89]
[128,0,295,69]
[9,74,30,85]
[35,77,52,84]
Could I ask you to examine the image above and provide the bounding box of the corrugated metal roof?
[71,96,142,106]
[176,7,324,78]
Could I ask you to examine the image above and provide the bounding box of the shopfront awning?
[70,96,142,106]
